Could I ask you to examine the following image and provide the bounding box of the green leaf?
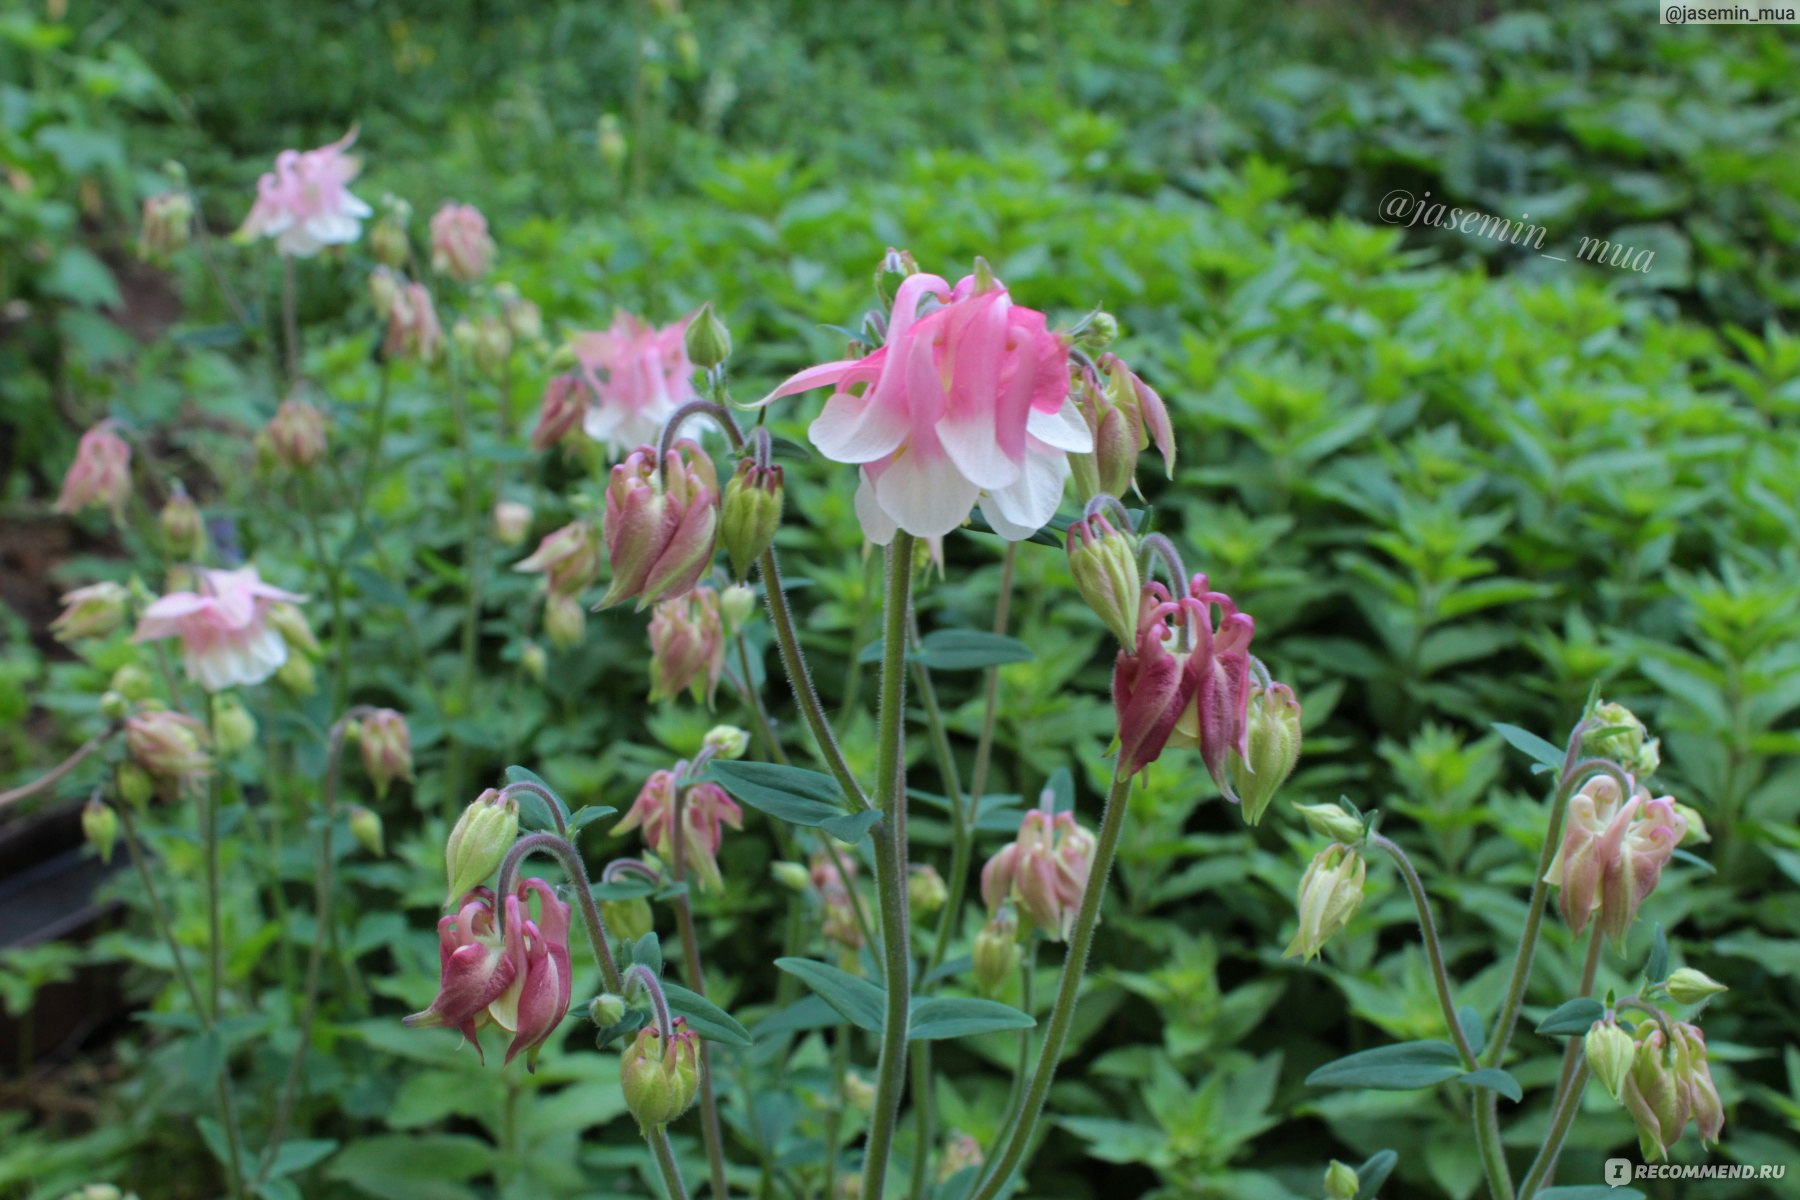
[1644,924,1669,984]
[196,1117,232,1168]
[1669,848,1715,875]
[907,997,1035,1041]
[662,982,753,1047]
[1491,723,1564,771]
[1456,1068,1522,1102]
[707,760,856,827]
[566,804,617,836]
[750,994,841,1039]
[264,1138,340,1179]
[43,245,121,309]
[1305,1041,1465,1090]
[1457,1006,1487,1056]
[915,629,1034,670]
[185,1028,225,1088]
[502,765,570,831]
[1536,998,1606,1036]
[820,809,883,842]
[1355,1149,1398,1199]
[775,958,885,1033]
[1043,766,1074,815]
[324,1134,492,1200]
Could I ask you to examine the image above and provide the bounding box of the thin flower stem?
[824,1024,851,1200]
[258,707,374,1183]
[969,767,1132,1200]
[907,1041,935,1200]
[973,943,1038,1199]
[625,964,676,1040]
[299,483,351,714]
[1368,835,1479,1068]
[672,787,731,1200]
[203,704,224,1021]
[281,257,300,388]
[733,631,788,767]
[1516,931,1605,1198]
[0,727,117,810]
[862,532,917,1200]
[445,353,485,821]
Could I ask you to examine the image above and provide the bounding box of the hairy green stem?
[862,532,917,1200]
[1517,932,1605,1198]
[756,545,869,809]
[1370,834,1479,1068]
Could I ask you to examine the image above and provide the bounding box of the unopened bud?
[110,664,156,701]
[1296,802,1364,845]
[51,582,129,643]
[1667,968,1728,1006]
[1283,843,1365,962]
[267,602,318,658]
[493,500,532,547]
[908,865,948,915]
[444,789,521,904]
[545,592,587,650]
[1673,802,1709,845]
[704,725,750,760]
[369,196,412,268]
[159,485,206,561]
[83,800,119,864]
[126,709,211,789]
[348,805,385,857]
[210,694,257,757]
[720,583,756,633]
[844,1072,876,1114]
[521,641,548,683]
[1585,1019,1636,1100]
[937,1132,983,1183]
[601,896,655,942]
[771,861,812,892]
[590,993,628,1027]
[138,191,193,261]
[100,691,130,720]
[683,302,732,370]
[265,398,328,472]
[1065,512,1139,649]
[1584,701,1661,778]
[1323,1160,1360,1200]
[1230,681,1303,825]
[620,1022,700,1132]
[116,762,155,808]
[1073,311,1119,354]
[276,653,317,696]
[972,912,1021,996]
[358,709,413,798]
[720,460,782,581]
[369,265,403,319]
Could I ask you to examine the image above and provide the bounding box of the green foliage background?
[2,1,1797,1198]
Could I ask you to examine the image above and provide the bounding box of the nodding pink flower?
[648,586,725,705]
[980,809,1097,942]
[574,312,699,457]
[495,878,573,1069]
[237,128,373,258]
[56,421,133,518]
[429,202,495,282]
[126,709,212,789]
[1069,354,1176,502]
[1621,1020,1721,1159]
[755,262,1092,544]
[530,373,589,451]
[384,280,445,363]
[133,566,306,691]
[598,440,719,610]
[613,770,744,893]
[1545,774,1686,942]
[515,520,603,600]
[264,397,329,470]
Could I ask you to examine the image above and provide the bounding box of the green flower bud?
[720,460,783,582]
[972,912,1021,997]
[444,789,520,905]
[590,993,628,1027]
[1323,1160,1360,1200]
[1583,700,1661,778]
[276,653,317,696]
[370,196,412,269]
[159,485,206,561]
[683,302,732,370]
[116,762,155,808]
[720,583,756,634]
[602,896,655,942]
[1283,843,1365,962]
[348,805,385,857]
[210,694,257,757]
[82,800,119,865]
[1585,1019,1636,1100]
[1229,681,1303,825]
[704,725,750,760]
[1073,311,1119,354]
[100,691,130,720]
[110,664,156,701]
[1065,512,1139,649]
[521,641,548,684]
[620,1021,700,1131]
[267,602,321,658]
[1673,802,1709,845]
[908,865,948,915]
[1666,967,1728,1006]
[844,1071,876,1114]
[771,861,812,892]
[1296,802,1364,845]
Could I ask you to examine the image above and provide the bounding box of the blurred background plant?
[2,0,1796,1198]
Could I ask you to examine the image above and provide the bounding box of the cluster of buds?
[599,440,720,610]
[516,521,603,651]
[720,458,783,581]
[404,878,573,1069]
[138,191,193,261]
[1545,773,1686,943]
[444,789,522,904]
[648,587,726,705]
[981,808,1097,942]
[159,485,206,561]
[1228,678,1303,825]
[429,202,495,283]
[55,422,132,519]
[125,709,212,794]
[619,1018,701,1132]
[1067,353,1175,502]
[1284,842,1365,961]
[529,373,589,452]
[1619,1020,1724,1158]
[612,769,744,893]
[51,581,129,643]
[357,708,413,798]
[453,314,513,378]
[262,397,328,472]
[1584,700,1662,779]
[1066,510,1140,649]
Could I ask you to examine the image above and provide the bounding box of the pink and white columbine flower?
[758,264,1092,543]
[981,808,1097,941]
[428,202,495,282]
[574,312,699,457]
[237,129,373,257]
[1545,774,1686,942]
[132,566,306,691]
[55,421,133,518]
[613,770,744,893]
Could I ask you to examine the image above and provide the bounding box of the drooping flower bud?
[598,440,720,610]
[51,581,129,642]
[771,861,813,892]
[1283,843,1365,961]
[138,191,193,261]
[810,852,863,951]
[384,280,445,363]
[1229,680,1303,825]
[126,709,211,791]
[110,664,156,701]
[683,301,732,370]
[1071,311,1119,354]
[358,708,413,798]
[981,809,1095,942]
[516,521,604,600]
[444,789,521,906]
[703,724,750,760]
[720,459,783,581]
[620,1020,701,1131]
[490,499,532,548]
[601,895,655,942]
[210,694,257,757]
[429,202,495,283]
[1295,802,1365,846]
[1666,967,1728,1006]
[590,993,629,1027]
[520,641,548,683]
[937,1133,984,1183]
[1622,1026,1688,1160]
[1673,1022,1724,1146]
[263,601,320,659]
[347,805,385,856]
[1323,1160,1360,1200]
[908,864,948,915]
[613,772,743,894]
[1067,511,1140,649]
[972,911,1021,996]
[368,265,404,320]
[159,485,206,561]
[530,373,590,452]
[1068,354,1175,501]
[369,195,412,268]
[265,398,328,472]
[117,761,155,808]
[277,652,318,696]
[1544,775,1685,943]
[1585,701,1661,778]
[543,593,586,650]
[100,692,131,720]
[1585,1017,1636,1100]
[496,284,543,342]
[1673,802,1709,845]
[55,421,132,519]
[720,583,756,633]
[648,587,726,705]
[83,799,119,864]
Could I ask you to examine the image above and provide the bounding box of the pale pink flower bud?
[265,398,328,471]
[647,587,725,706]
[492,500,532,546]
[530,373,590,452]
[51,581,129,642]
[1544,775,1685,942]
[55,421,132,518]
[598,440,719,610]
[132,566,307,691]
[237,129,372,257]
[612,770,743,894]
[980,809,1096,942]
[127,709,211,789]
[358,708,413,798]
[384,280,444,363]
[429,202,495,283]
[543,591,586,649]
[515,520,603,599]
[138,191,193,261]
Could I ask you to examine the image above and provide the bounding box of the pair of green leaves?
[773,958,1034,1041]
[707,760,882,842]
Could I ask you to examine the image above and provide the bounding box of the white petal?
[980,445,1070,540]
[1027,398,1095,454]
[854,473,898,546]
[935,407,1021,491]
[871,452,979,539]
[810,391,909,464]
